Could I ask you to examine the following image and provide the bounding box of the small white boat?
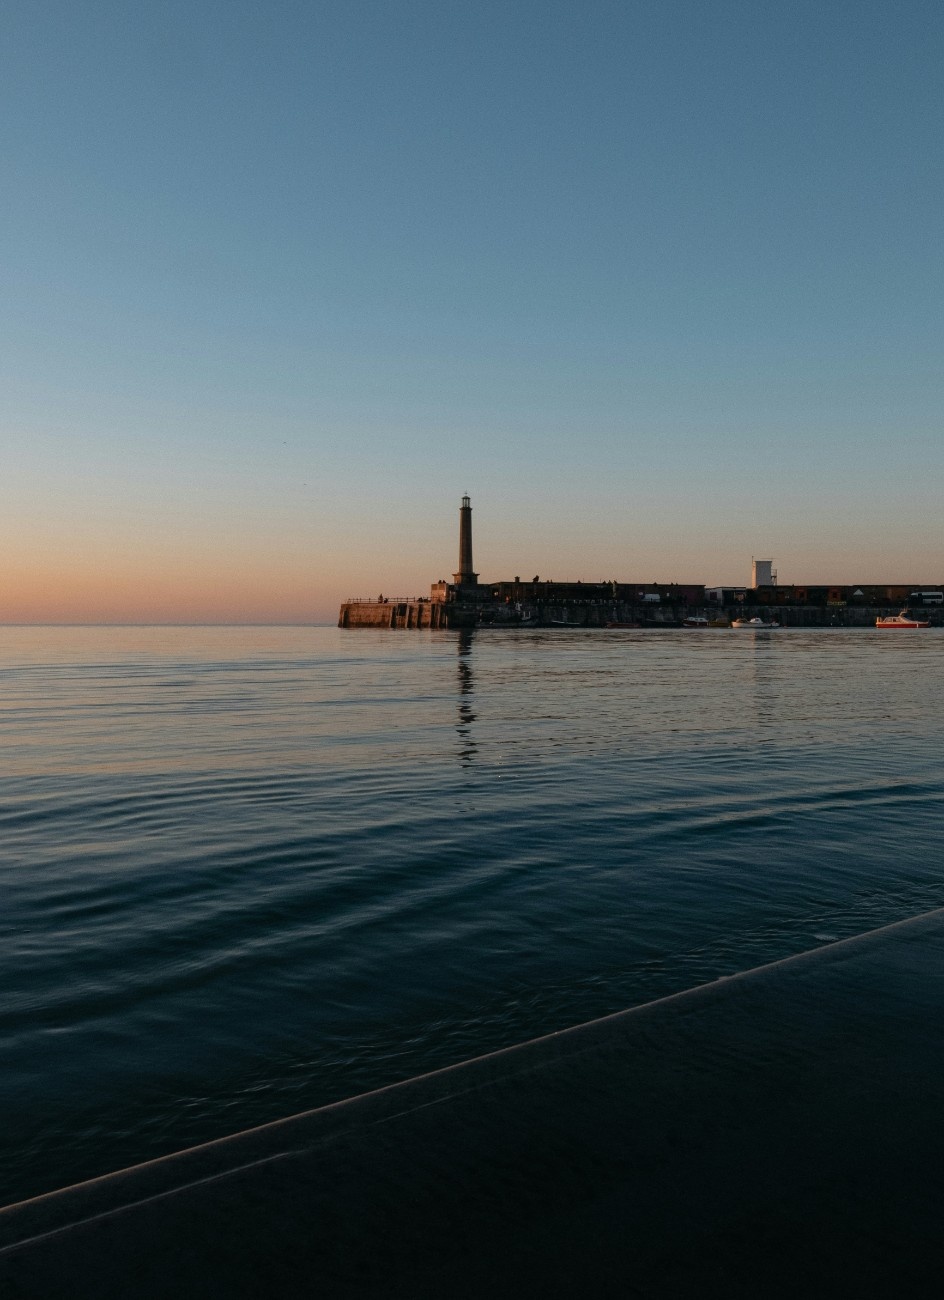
[731,617,779,629]
[876,611,930,629]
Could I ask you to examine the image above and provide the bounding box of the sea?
[3,624,944,1208]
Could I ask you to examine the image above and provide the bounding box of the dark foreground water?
[3,625,944,1207]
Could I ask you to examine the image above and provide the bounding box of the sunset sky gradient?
[3,0,942,622]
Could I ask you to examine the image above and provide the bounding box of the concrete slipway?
[3,910,944,1297]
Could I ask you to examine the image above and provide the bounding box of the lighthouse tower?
[452,494,478,586]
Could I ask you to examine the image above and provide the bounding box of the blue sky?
[2,0,942,620]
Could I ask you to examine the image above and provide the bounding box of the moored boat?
[876,611,930,629]
[682,616,709,628]
[731,617,779,629]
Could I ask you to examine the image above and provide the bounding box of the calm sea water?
[3,624,944,1207]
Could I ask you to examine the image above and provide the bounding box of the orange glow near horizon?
[3,494,942,625]
[0,553,336,625]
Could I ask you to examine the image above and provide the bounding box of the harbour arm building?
[338,498,943,629]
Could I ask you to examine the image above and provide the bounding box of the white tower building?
[752,558,776,588]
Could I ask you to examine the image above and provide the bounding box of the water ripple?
[1,625,943,1205]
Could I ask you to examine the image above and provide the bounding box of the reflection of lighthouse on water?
[456,628,477,766]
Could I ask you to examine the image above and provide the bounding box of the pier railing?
[345,596,427,605]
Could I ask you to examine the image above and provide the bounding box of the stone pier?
[338,599,473,629]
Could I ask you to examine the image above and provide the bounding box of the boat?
[682,616,709,628]
[731,617,780,629]
[876,610,930,629]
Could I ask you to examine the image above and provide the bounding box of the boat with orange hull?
[876,611,930,629]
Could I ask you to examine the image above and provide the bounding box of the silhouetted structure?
[452,494,477,587]
[338,498,944,628]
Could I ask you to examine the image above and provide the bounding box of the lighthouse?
[452,494,478,586]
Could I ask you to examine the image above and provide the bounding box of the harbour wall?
[338,599,471,629]
[340,599,943,629]
[475,601,939,628]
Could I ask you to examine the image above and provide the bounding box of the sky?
[2,0,942,622]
